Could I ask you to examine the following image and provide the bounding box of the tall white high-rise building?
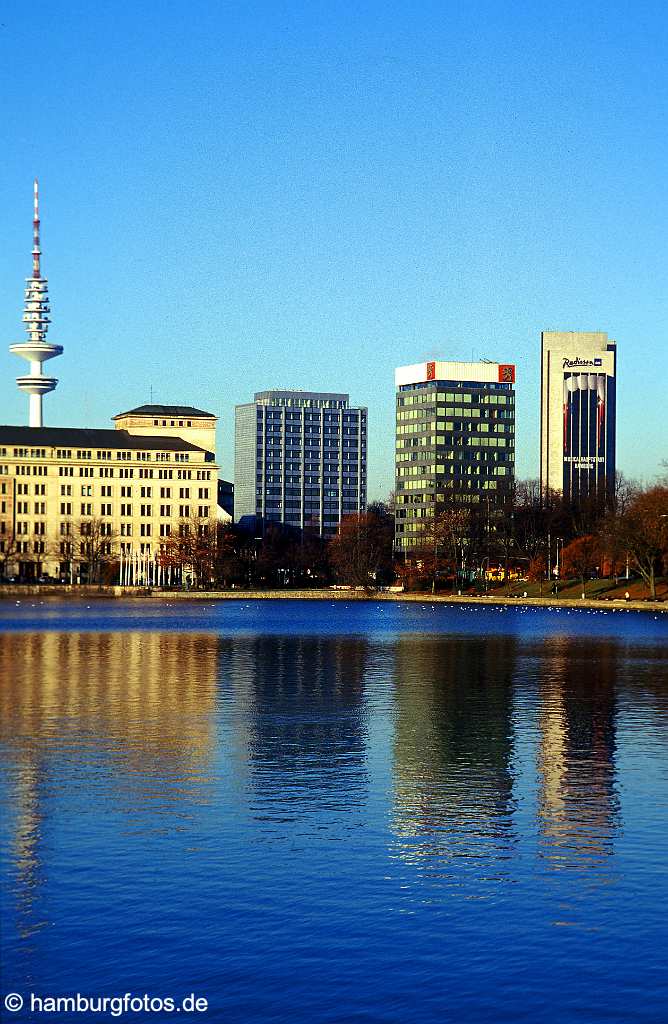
[540,331,617,504]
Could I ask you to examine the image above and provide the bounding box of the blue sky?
[1,0,666,497]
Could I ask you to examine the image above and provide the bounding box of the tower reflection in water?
[0,631,220,940]
[537,636,620,873]
[222,635,369,820]
[390,634,517,884]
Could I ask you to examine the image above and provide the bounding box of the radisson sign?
[562,357,603,369]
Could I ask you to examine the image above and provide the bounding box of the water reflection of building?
[537,637,619,869]
[223,636,369,816]
[0,631,219,938]
[391,634,517,871]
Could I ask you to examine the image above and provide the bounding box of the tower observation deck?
[9,180,63,427]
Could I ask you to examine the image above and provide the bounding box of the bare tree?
[0,524,20,579]
[74,517,118,584]
[414,503,470,593]
[561,535,601,597]
[330,509,394,591]
[612,471,639,515]
[605,485,668,599]
[160,514,217,588]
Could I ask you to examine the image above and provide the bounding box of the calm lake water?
[1,599,667,1023]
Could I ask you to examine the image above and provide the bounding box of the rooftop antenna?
[32,178,41,277]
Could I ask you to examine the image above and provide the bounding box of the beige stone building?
[113,404,217,456]
[540,331,616,504]
[0,405,218,582]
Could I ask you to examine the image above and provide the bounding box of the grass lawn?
[477,577,667,601]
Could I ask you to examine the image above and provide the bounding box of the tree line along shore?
[3,476,666,601]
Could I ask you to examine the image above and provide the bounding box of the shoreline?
[1,585,666,614]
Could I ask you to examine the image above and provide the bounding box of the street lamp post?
[481,556,490,595]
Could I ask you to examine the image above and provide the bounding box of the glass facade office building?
[395,361,516,550]
[234,391,367,536]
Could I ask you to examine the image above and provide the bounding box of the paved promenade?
[0,585,666,614]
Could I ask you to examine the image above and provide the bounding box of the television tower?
[9,180,63,427]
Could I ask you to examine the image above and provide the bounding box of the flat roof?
[0,424,208,453]
[113,404,216,419]
[254,391,349,402]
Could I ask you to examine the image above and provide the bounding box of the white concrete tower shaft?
[9,179,63,427]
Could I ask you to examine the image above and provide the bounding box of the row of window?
[261,472,359,481]
[259,446,362,457]
[151,418,194,427]
[262,503,354,512]
[397,391,514,407]
[397,476,510,492]
[397,463,508,477]
[51,466,207,479]
[397,452,511,467]
[12,464,48,476]
[397,420,514,436]
[47,501,211,518]
[259,491,356,499]
[395,430,513,447]
[2,456,205,475]
[12,521,46,535]
[397,406,514,422]
[50,448,192,463]
[257,408,362,419]
[12,501,47,514]
[1,518,208,543]
[0,539,46,554]
[55,485,210,499]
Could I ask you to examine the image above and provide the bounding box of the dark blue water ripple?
[1,601,667,1023]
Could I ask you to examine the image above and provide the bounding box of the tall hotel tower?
[235,391,367,537]
[9,181,63,427]
[540,331,616,504]
[395,360,516,551]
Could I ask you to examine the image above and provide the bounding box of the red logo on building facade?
[498,364,515,383]
[426,361,436,380]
